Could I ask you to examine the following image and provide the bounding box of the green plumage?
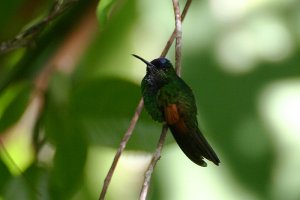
[134,55,220,167]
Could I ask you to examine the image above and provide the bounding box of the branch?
[0,0,78,55]
[99,99,144,200]
[139,124,168,200]
[161,0,192,57]
[173,0,182,75]
[99,0,191,199]
[139,0,185,199]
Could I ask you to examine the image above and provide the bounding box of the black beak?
[132,54,155,68]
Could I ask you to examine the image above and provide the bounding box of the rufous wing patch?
[164,104,180,125]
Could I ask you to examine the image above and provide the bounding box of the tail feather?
[169,119,220,167]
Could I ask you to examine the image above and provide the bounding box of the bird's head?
[132,54,175,81]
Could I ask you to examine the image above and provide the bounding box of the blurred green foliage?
[1,0,300,200]
[0,82,31,133]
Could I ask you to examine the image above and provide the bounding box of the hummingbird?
[133,54,220,167]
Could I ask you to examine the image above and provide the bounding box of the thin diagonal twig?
[138,0,185,199]
[99,1,191,199]
[139,124,168,200]
[99,98,144,200]
[0,0,78,55]
[161,0,191,57]
[173,0,182,75]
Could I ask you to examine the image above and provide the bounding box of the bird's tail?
[169,119,220,167]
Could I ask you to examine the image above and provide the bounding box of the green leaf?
[1,165,50,200]
[96,0,117,26]
[70,78,170,152]
[74,0,137,82]
[48,125,87,200]
[43,73,88,199]
[0,159,12,194]
[45,113,87,199]
[0,82,32,134]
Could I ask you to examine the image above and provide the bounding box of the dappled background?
[1,0,300,199]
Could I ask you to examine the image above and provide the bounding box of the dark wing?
[160,81,220,166]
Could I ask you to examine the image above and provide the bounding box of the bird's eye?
[161,66,168,71]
